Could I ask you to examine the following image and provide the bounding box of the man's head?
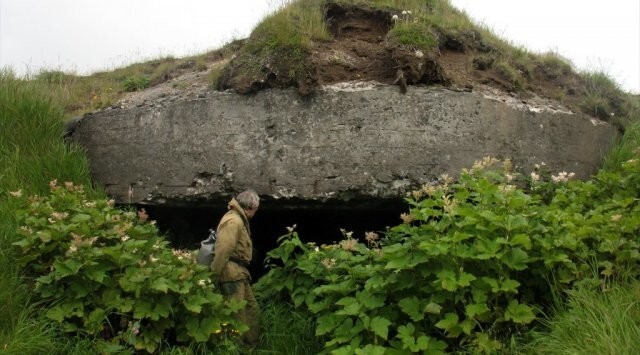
[236,189,260,219]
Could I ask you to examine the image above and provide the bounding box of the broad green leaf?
[460,318,475,335]
[399,296,423,321]
[150,277,170,293]
[183,294,208,313]
[336,300,361,316]
[85,308,106,333]
[332,346,355,355]
[357,291,386,310]
[457,272,476,287]
[385,255,411,270]
[364,274,387,291]
[505,215,528,232]
[370,316,392,340]
[85,263,111,283]
[69,279,93,298]
[47,305,67,322]
[472,287,489,303]
[336,296,356,306]
[504,300,536,324]
[134,300,153,319]
[474,238,501,259]
[502,248,530,270]
[425,338,448,354]
[436,270,457,291]
[397,323,415,338]
[12,238,31,248]
[424,302,442,314]
[465,303,490,318]
[308,298,332,314]
[185,316,215,342]
[510,234,532,249]
[316,313,340,336]
[154,296,172,319]
[37,230,52,242]
[355,344,386,355]
[500,279,521,293]
[53,258,83,278]
[475,332,503,353]
[451,231,474,242]
[434,312,459,332]
[409,335,431,352]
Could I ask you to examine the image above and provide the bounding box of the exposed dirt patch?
[311,4,396,85]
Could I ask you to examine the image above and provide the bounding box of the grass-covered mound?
[215,0,639,130]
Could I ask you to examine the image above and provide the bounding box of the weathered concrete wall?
[70,84,617,205]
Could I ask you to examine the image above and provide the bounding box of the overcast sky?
[1,0,638,93]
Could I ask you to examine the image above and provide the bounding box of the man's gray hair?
[236,189,260,210]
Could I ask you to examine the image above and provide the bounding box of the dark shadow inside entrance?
[140,198,408,279]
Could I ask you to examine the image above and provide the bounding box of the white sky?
[1,0,638,93]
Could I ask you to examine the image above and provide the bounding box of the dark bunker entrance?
[139,198,408,279]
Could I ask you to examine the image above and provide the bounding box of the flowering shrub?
[257,156,640,354]
[11,181,244,353]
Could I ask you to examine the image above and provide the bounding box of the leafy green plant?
[257,155,640,354]
[11,181,246,353]
[123,75,150,92]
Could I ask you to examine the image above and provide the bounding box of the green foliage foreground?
[256,156,640,354]
[10,183,245,353]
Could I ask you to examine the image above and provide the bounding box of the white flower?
[286,224,297,233]
[149,255,158,263]
[198,279,207,287]
[9,189,22,197]
[530,172,540,182]
[120,235,130,242]
[392,14,399,21]
[414,50,424,58]
[402,10,407,15]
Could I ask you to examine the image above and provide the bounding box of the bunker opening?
[139,198,408,279]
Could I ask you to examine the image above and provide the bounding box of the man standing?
[210,189,260,345]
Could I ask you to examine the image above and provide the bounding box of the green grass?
[603,120,640,171]
[388,21,439,50]
[0,70,99,354]
[252,299,323,354]
[520,281,640,355]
